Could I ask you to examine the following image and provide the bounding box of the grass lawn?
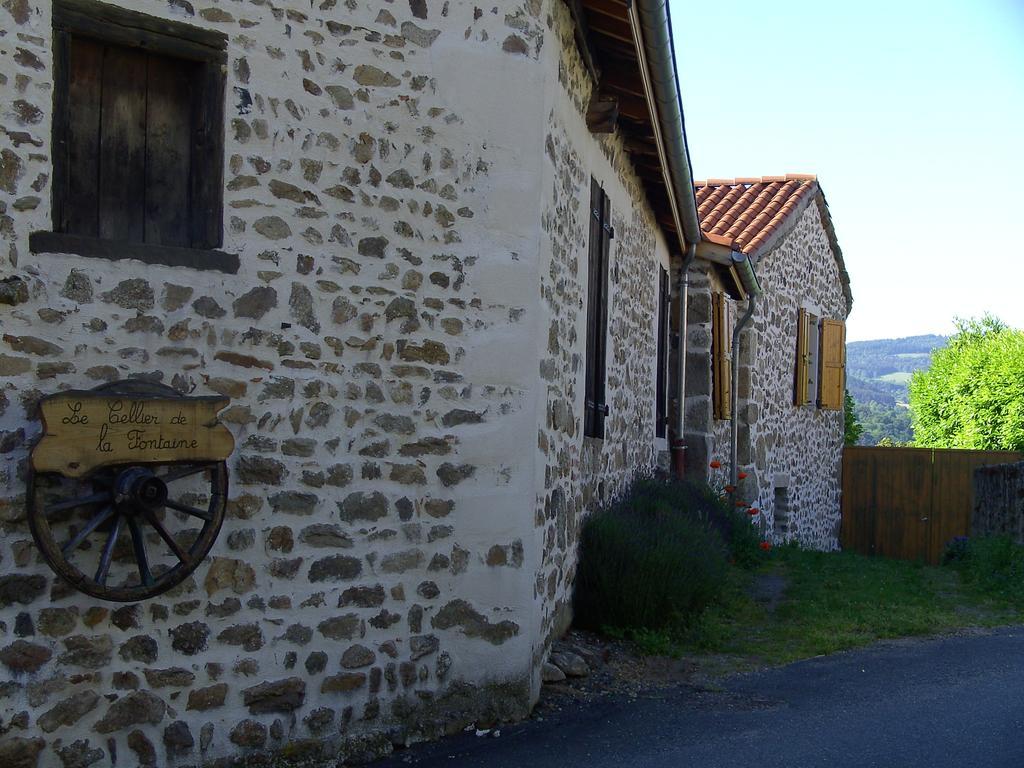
[639,546,1024,666]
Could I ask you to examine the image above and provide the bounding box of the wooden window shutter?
[819,319,846,410]
[794,307,809,406]
[584,178,610,439]
[712,292,732,421]
[584,178,601,438]
[596,186,611,436]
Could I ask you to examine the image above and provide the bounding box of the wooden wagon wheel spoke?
[159,464,212,484]
[142,508,189,563]
[166,498,215,522]
[61,505,116,557]
[95,515,123,586]
[127,516,155,586]
[45,491,112,515]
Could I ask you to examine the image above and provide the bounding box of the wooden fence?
[840,446,1023,564]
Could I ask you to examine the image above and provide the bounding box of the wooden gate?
[840,446,1022,564]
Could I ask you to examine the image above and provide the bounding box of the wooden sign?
[33,393,235,477]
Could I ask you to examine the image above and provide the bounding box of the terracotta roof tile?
[695,175,853,313]
[693,175,820,255]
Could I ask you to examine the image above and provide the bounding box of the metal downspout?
[672,242,696,478]
[729,252,762,489]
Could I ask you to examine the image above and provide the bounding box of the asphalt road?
[378,627,1024,768]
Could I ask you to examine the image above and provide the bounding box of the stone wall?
[742,200,848,548]
[0,0,673,765]
[680,265,733,482]
[684,199,848,549]
[973,462,1024,544]
[532,0,672,650]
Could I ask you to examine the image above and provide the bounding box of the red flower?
[735,500,748,508]
[724,484,736,493]
[759,541,772,551]
[709,460,721,469]
[738,472,748,480]
[748,507,760,516]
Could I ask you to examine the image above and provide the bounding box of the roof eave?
[629,0,702,248]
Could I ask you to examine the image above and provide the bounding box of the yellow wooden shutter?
[819,318,846,410]
[794,308,809,406]
[712,292,732,421]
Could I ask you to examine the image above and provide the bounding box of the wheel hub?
[114,467,168,513]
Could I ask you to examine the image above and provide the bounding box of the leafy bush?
[910,315,1024,450]
[944,535,1024,603]
[572,475,760,633]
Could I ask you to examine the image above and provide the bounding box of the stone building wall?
[686,199,848,548]
[532,0,672,649]
[0,0,674,765]
[681,265,733,483]
[742,200,848,548]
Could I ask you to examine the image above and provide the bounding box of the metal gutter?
[731,250,761,298]
[628,0,701,246]
[627,0,703,478]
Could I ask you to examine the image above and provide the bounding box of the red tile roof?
[695,174,853,312]
[694,174,820,255]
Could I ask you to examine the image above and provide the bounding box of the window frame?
[795,307,846,409]
[807,312,821,405]
[655,267,670,438]
[33,0,235,273]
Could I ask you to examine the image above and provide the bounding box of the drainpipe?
[729,252,762,489]
[671,242,696,479]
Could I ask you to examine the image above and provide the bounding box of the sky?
[669,0,1024,342]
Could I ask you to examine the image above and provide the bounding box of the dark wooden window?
[656,267,670,438]
[584,178,612,439]
[32,0,235,272]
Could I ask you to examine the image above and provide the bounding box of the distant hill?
[846,334,948,445]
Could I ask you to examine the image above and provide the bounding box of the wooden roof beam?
[586,94,619,133]
[588,16,634,46]
[624,138,658,156]
[566,0,601,85]
[599,67,646,98]
[581,0,631,23]
[612,91,650,122]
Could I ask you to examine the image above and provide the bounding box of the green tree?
[909,315,1024,450]
[858,400,914,445]
[844,389,863,446]
[876,436,912,448]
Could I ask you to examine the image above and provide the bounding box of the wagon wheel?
[27,380,227,602]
